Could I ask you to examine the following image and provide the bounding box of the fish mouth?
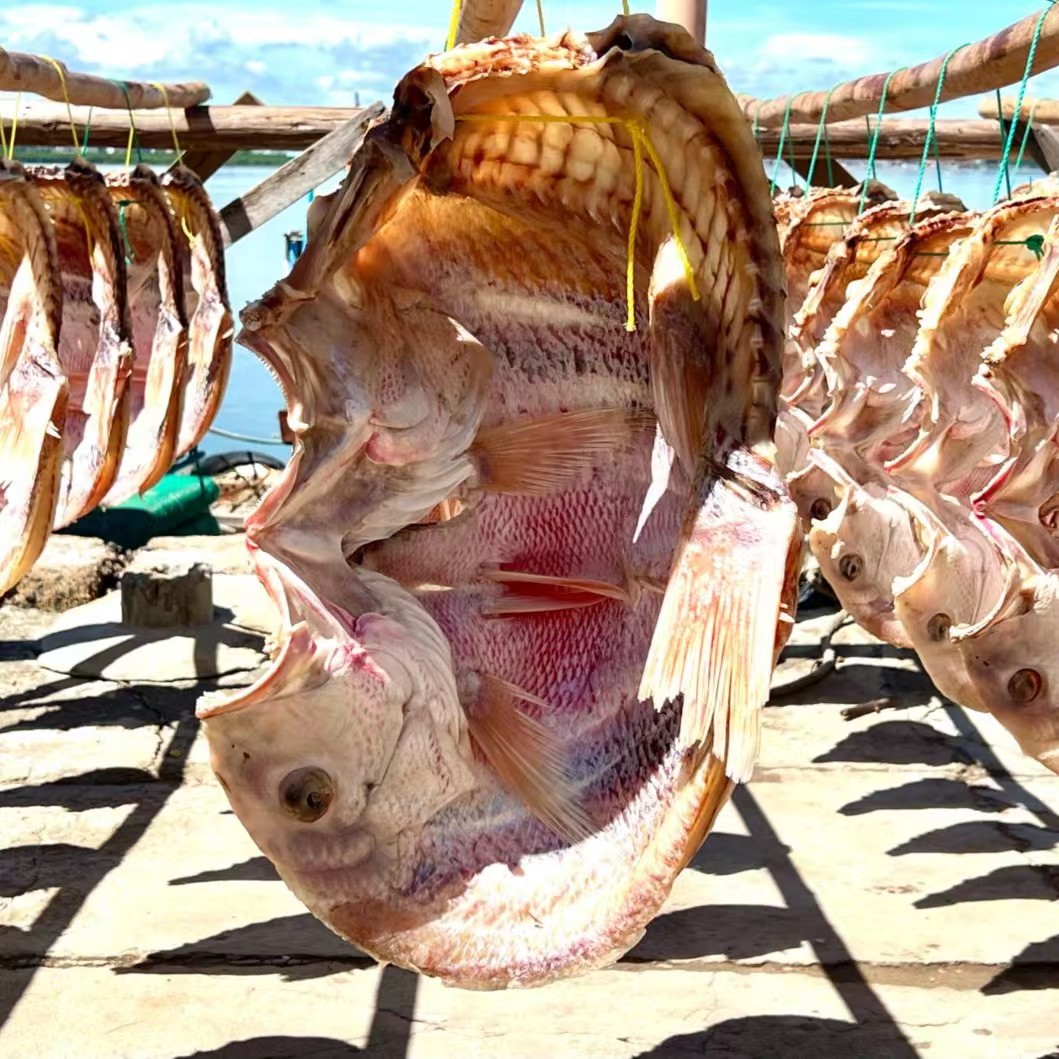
[195,558,358,720]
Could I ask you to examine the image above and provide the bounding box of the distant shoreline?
[10,147,295,167]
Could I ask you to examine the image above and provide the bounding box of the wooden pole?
[0,103,1036,166]
[177,92,264,181]
[455,0,524,43]
[756,118,1034,162]
[0,102,366,150]
[979,95,1059,123]
[743,6,1059,125]
[218,102,385,247]
[656,0,706,45]
[0,48,210,109]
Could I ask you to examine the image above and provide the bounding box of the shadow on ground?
[173,1037,361,1057]
[634,1015,911,1058]
[116,914,370,981]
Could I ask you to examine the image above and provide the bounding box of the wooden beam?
[456,0,524,43]
[655,0,706,45]
[0,101,365,151]
[758,117,1042,162]
[218,102,385,248]
[743,6,1059,125]
[177,91,263,181]
[979,95,1059,123]
[0,48,209,109]
[3,101,1038,169]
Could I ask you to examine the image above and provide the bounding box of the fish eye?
[838,554,863,581]
[278,767,335,822]
[1008,668,1043,704]
[809,498,832,520]
[927,613,951,642]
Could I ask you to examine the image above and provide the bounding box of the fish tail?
[638,445,800,783]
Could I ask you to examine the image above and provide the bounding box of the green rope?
[994,88,1013,200]
[769,97,795,196]
[993,5,1053,205]
[932,122,944,192]
[116,199,135,265]
[81,106,93,153]
[859,67,904,214]
[1014,100,1039,171]
[111,80,144,164]
[997,234,1046,260]
[806,84,840,189]
[910,45,968,226]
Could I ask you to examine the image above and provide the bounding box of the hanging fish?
[199,17,798,988]
[0,160,65,594]
[102,164,190,503]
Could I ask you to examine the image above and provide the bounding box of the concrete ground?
[1,539,1058,1058]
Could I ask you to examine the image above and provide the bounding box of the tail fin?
[638,447,799,783]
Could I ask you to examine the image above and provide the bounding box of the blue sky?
[1,2,1054,116]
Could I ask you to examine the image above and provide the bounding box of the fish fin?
[676,753,735,872]
[472,407,653,496]
[638,448,799,783]
[481,567,631,616]
[648,245,717,471]
[634,424,676,543]
[466,674,593,844]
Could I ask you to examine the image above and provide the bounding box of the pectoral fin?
[473,407,653,495]
[638,447,799,783]
[465,673,593,844]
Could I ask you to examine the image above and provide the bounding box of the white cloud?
[759,33,874,68]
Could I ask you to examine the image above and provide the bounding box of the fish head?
[953,568,1059,774]
[809,481,923,647]
[892,512,1015,714]
[196,557,465,897]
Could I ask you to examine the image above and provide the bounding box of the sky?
[1,1,1056,117]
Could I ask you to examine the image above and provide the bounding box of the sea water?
[203,159,1044,456]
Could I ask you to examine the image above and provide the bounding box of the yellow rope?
[622,0,630,14]
[151,81,182,158]
[41,56,80,155]
[6,92,21,160]
[456,111,700,331]
[446,0,461,50]
[71,199,97,268]
[180,212,197,246]
[627,128,645,331]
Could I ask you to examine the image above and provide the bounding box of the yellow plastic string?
[446,0,461,50]
[536,0,545,35]
[627,129,645,331]
[457,111,700,330]
[151,82,183,159]
[41,56,80,155]
[181,212,197,247]
[622,0,630,13]
[6,92,21,160]
[71,199,97,268]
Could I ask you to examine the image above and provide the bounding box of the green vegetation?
[10,146,295,167]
